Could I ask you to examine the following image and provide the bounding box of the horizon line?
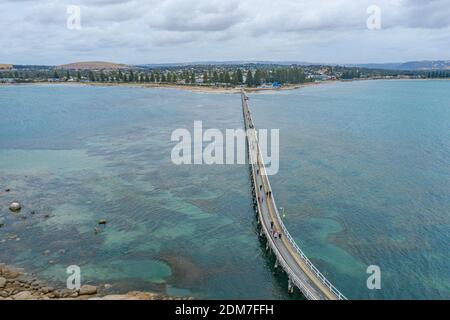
[5,58,450,67]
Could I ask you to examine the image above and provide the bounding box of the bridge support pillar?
[288,278,294,294]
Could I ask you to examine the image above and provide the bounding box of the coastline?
[1,78,446,94]
[0,81,320,94]
[0,263,191,300]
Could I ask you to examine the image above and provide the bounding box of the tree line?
[426,71,450,78]
[1,67,311,87]
[341,68,361,79]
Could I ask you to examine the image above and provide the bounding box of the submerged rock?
[8,234,17,240]
[9,202,21,212]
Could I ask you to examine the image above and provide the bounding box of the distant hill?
[57,61,129,70]
[355,60,450,71]
[0,64,13,70]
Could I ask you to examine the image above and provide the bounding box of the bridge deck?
[241,90,346,300]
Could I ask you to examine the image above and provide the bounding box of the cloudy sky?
[1,0,449,65]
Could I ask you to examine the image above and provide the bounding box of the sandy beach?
[0,81,321,94]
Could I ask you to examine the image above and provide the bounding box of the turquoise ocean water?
[0,80,449,299]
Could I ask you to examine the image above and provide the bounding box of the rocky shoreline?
[0,263,191,301]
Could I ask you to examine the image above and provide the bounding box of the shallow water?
[0,81,449,299]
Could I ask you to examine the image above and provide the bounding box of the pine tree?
[237,69,243,84]
[246,70,253,87]
[231,71,237,85]
[212,71,219,84]
[224,72,231,85]
[254,70,262,86]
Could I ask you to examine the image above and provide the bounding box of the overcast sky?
[1,0,449,65]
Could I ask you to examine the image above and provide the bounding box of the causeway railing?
[242,90,347,300]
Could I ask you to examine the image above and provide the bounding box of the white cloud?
[0,0,449,64]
